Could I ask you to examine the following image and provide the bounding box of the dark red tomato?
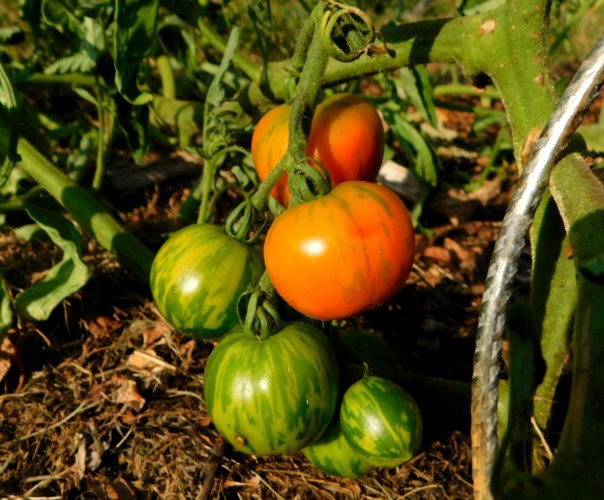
[263,181,415,320]
[251,94,385,205]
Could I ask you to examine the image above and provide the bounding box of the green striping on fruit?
[340,376,423,468]
[150,223,264,339]
[204,322,340,456]
[302,419,375,478]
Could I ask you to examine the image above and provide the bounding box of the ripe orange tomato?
[263,181,415,320]
[251,94,385,205]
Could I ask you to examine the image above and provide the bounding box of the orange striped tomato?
[251,94,384,206]
[263,181,415,320]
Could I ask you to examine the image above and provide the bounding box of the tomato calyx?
[237,273,281,340]
[225,191,269,244]
[288,157,332,206]
[321,2,377,62]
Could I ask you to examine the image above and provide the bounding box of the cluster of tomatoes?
[149,93,421,478]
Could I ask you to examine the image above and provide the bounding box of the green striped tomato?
[204,322,340,456]
[340,376,422,468]
[150,224,264,339]
[264,181,415,320]
[302,419,375,478]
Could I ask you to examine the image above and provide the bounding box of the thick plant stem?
[16,139,154,285]
[157,55,176,99]
[466,2,555,498]
[502,272,604,499]
[250,3,329,210]
[530,193,575,452]
[286,5,329,173]
[473,22,604,500]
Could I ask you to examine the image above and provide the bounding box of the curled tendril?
[238,288,281,340]
[288,157,332,205]
[321,2,376,62]
[225,193,268,244]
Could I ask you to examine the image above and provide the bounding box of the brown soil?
[0,105,516,499]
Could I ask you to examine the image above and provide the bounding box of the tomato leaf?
[399,66,438,129]
[389,114,439,189]
[41,3,105,75]
[248,0,272,69]
[15,202,91,322]
[159,19,199,74]
[41,0,86,39]
[114,0,159,104]
[0,61,20,187]
[114,94,149,165]
[0,269,13,343]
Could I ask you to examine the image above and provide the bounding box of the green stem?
[17,72,97,87]
[249,3,329,211]
[15,139,154,285]
[433,83,501,100]
[157,54,176,99]
[92,80,106,191]
[198,17,262,83]
[198,155,218,224]
[530,191,575,447]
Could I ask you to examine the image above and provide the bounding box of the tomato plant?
[340,330,402,381]
[150,224,264,339]
[302,419,376,478]
[263,181,415,320]
[340,376,423,468]
[203,322,340,456]
[251,93,384,205]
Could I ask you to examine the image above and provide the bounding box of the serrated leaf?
[114,0,160,103]
[202,28,240,160]
[0,269,13,342]
[44,51,97,75]
[205,27,240,109]
[15,202,91,322]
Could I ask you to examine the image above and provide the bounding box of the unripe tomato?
[251,93,385,205]
[340,376,423,468]
[150,224,264,339]
[263,181,415,320]
[204,322,340,456]
[303,419,376,478]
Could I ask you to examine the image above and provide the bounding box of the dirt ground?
[0,101,518,499]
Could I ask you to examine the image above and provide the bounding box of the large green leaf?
[15,202,91,322]
[114,0,160,104]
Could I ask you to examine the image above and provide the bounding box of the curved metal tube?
[471,31,604,500]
